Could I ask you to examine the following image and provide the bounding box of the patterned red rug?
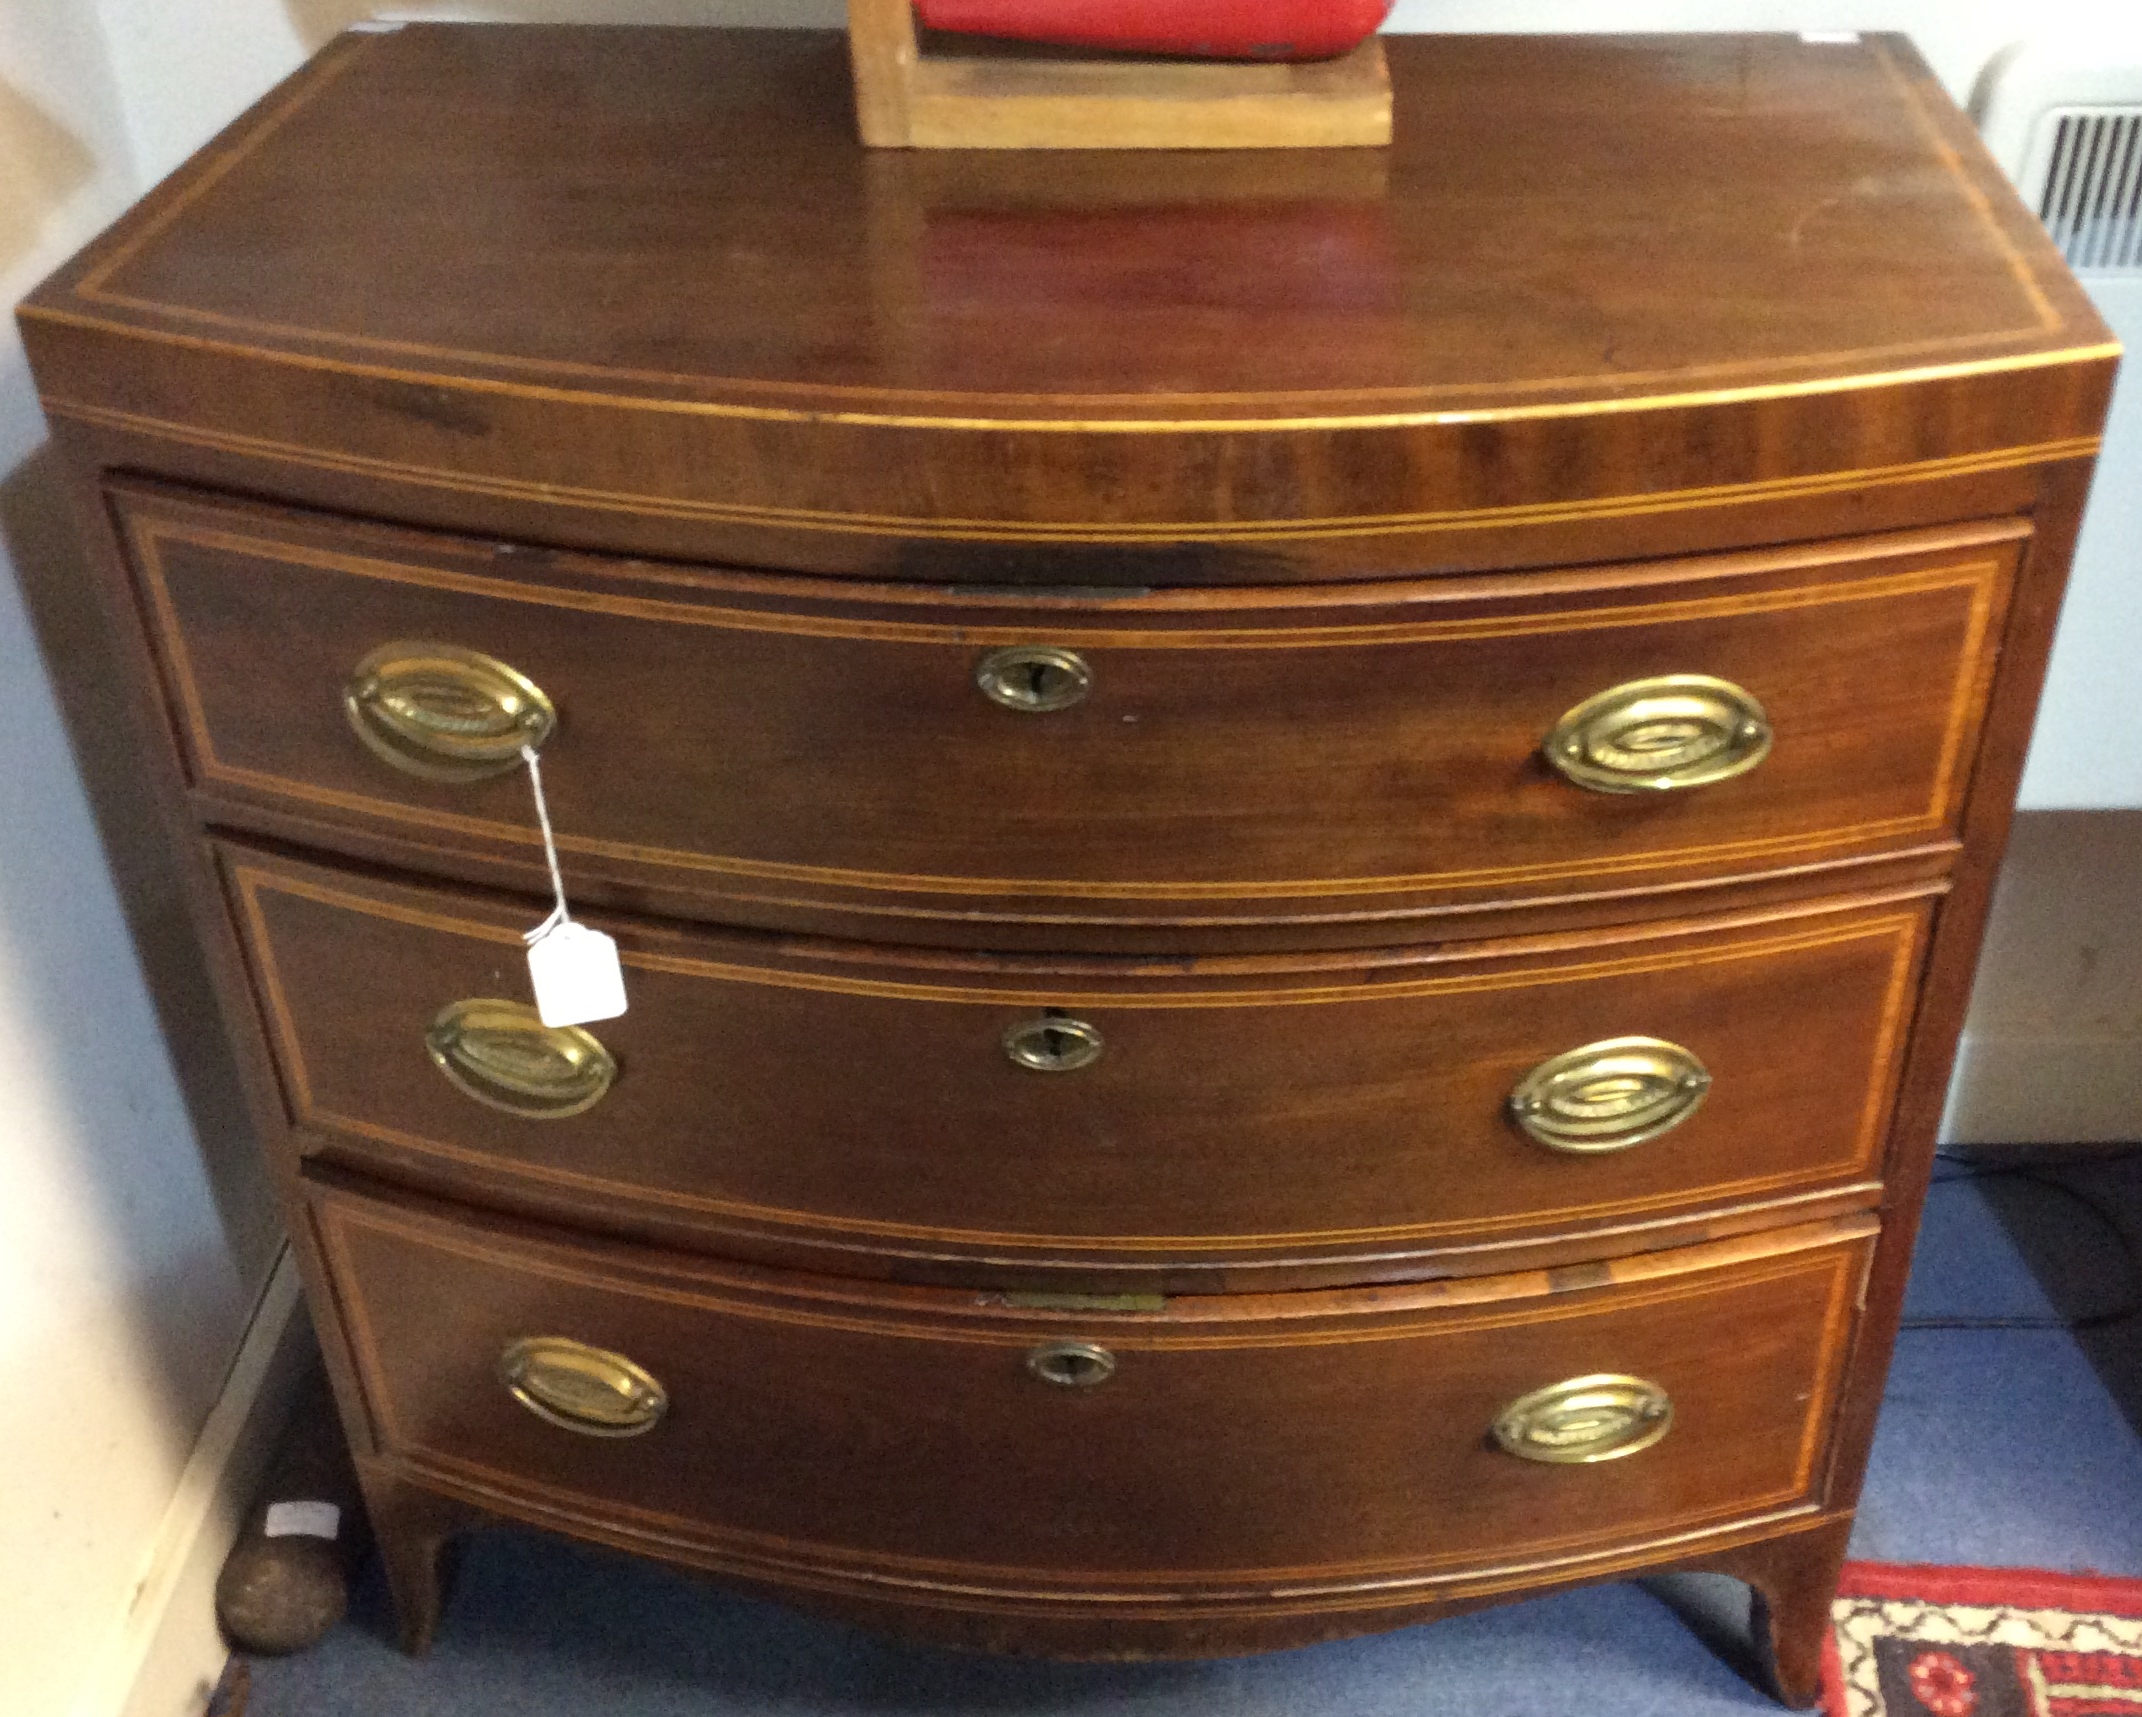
[1825,1563,2142,1716]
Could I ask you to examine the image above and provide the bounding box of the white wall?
[0,7,261,1716]
[2008,272,2142,811]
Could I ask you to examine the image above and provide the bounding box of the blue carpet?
[246,1162,2142,1715]
[1855,1157,2142,1571]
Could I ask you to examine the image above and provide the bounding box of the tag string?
[522,744,571,945]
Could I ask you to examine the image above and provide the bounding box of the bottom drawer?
[317,1190,1872,1624]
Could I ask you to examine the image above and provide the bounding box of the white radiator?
[1975,34,2142,808]
[1943,35,2142,1146]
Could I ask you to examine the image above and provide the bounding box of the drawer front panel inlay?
[317,1191,1873,1603]
[229,845,1926,1281]
[129,485,2019,935]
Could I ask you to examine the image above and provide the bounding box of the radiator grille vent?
[2037,106,2142,272]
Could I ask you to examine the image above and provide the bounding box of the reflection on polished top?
[27,26,2109,417]
[18,26,2118,579]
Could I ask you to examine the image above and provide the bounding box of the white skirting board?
[70,1249,314,1717]
[1944,1033,2142,1147]
[1940,811,2142,1149]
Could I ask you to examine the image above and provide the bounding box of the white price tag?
[263,1501,342,1541]
[528,921,628,1028]
[515,744,629,1027]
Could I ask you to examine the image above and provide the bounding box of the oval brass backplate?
[1545,674,1771,794]
[345,641,556,782]
[1027,1341,1117,1388]
[1003,1013,1105,1072]
[426,999,616,1120]
[1493,1374,1674,1464]
[976,646,1092,712]
[498,1336,668,1437]
[1508,1036,1712,1154]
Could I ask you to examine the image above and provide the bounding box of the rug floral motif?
[1825,1563,2142,1717]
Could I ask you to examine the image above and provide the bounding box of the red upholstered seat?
[912,0,1393,61]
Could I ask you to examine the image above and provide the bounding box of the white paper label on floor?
[264,1501,342,1541]
[528,921,628,1028]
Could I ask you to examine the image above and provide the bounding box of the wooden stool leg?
[355,1460,471,1656]
[1743,1520,1854,1708]
[848,0,919,146]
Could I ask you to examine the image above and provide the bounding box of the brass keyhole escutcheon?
[1545,674,1771,794]
[976,646,1092,712]
[1507,1037,1712,1153]
[426,998,617,1120]
[498,1337,668,1437]
[1003,1012,1105,1072]
[1492,1374,1674,1464]
[345,641,556,782]
[1027,1342,1117,1388]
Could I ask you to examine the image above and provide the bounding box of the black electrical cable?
[1897,1147,2142,1333]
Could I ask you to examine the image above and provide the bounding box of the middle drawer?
[223,842,1925,1288]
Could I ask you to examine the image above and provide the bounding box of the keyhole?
[1028,1342,1116,1388]
[1004,1013,1104,1072]
[976,648,1091,712]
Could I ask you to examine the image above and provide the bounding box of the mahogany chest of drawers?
[19,25,2117,1705]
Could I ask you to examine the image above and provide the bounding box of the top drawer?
[115,483,2022,947]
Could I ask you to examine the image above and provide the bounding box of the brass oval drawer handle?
[1493,1374,1674,1464]
[1027,1341,1117,1388]
[976,646,1092,712]
[346,641,556,781]
[1545,674,1771,794]
[1507,1036,1711,1154]
[426,998,616,1120]
[1003,1013,1105,1072]
[499,1336,667,1438]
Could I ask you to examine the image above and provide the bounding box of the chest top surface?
[26,25,2108,420]
[19,26,2116,582]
